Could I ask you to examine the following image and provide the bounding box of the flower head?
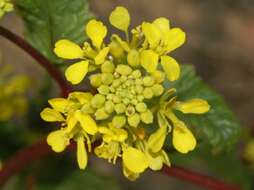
[42,6,210,180]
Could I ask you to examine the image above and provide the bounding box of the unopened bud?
[143,87,154,99]
[132,70,142,78]
[127,50,140,68]
[112,115,126,128]
[91,94,105,108]
[152,70,165,83]
[101,61,115,73]
[101,73,114,85]
[152,84,164,96]
[95,107,109,120]
[128,113,140,127]
[104,100,114,114]
[114,103,126,114]
[140,110,153,124]
[116,64,132,76]
[143,76,155,87]
[136,102,147,113]
[90,74,102,87]
[98,85,109,95]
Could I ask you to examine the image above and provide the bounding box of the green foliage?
[165,65,242,152]
[15,0,92,63]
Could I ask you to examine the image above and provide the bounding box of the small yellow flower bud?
[140,110,153,124]
[120,75,128,83]
[136,103,147,113]
[98,85,110,95]
[128,113,140,127]
[91,94,106,109]
[101,61,115,73]
[105,101,115,114]
[81,103,95,114]
[90,74,102,87]
[137,95,144,102]
[95,107,109,120]
[116,64,132,76]
[152,84,164,96]
[143,76,155,87]
[114,103,126,114]
[112,115,126,128]
[101,73,114,85]
[127,50,140,68]
[132,70,142,78]
[135,85,143,94]
[131,99,138,105]
[112,95,122,104]
[112,79,121,88]
[135,78,143,85]
[143,87,154,99]
[126,105,136,116]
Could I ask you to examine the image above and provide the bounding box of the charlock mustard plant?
[0,0,13,18]
[41,6,210,180]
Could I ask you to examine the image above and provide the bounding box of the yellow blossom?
[109,6,130,32]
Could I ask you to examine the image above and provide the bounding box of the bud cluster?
[89,62,164,128]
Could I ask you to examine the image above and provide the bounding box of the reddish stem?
[0,26,72,97]
[0,139,240,190]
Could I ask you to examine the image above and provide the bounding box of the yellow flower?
[0,0,13,18]
[41,92,98,170]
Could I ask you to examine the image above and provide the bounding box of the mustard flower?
[42,6,210,180]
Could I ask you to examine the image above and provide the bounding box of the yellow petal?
[65,61,89,85]
[75,110,98,135]
[127,50,140,67]
[142,22,161,48]
[86,19,107,49]
[48,98,69,113]
[77,135,88,170]
[146,151,163,171]
[174,99,210,114]
[123,165,140,181]
[173,122,196,154]
[153,17,170,35]
[147,117,167,153]
[122,147,149,173]
[47,130,69,152]
[109,6,130,31]
[54,39,83,59]
[165,28,186,53]
[66,114,77,133]
[95,47,109,65]
[160,56,180,81]
[140,50,159,73]
[40,108,64,122]
[69,92,93,104]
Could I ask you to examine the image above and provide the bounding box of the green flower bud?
[98,85,110,95]
[140,110,153,124]
[104,100,114,114]
[132,70,142,78]
[152,84,164,96]
[81,103,94,114]
[128,113,140,127]
[123,98,130,105]
[91,94,105,108]
[90,74,102,87]
[127,50,140,68]
[143,87,154,99]
[137,95,144,102]
[116,64,132,76]
[106,94,114,100]
[152,70,165,83]
[114,103,126,114]
[131,99,138,105]
[136,102,147,113]
[126,105,136,116]
[120,75,127,83]
[101,73,114,85]
[95,107,109,120]
[113,72,120,78]
[112,95,121,104]
[135,78,143,85]
[135,85,143,94]
[112,115,126,128]
[109,86,116,93]
[101,61,115,73]
[112,79,121,88]
[143,76,155,87]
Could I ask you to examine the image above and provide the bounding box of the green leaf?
[15,0,92,63]
[165,65,242,152]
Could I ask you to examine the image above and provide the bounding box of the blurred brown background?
[1,0,254,189]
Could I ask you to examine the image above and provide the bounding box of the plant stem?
[0,26,72,97]
[0,139,240,190]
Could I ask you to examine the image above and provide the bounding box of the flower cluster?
[0,0,13,18]
[0,65,29,121]
[41,6,210,180]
